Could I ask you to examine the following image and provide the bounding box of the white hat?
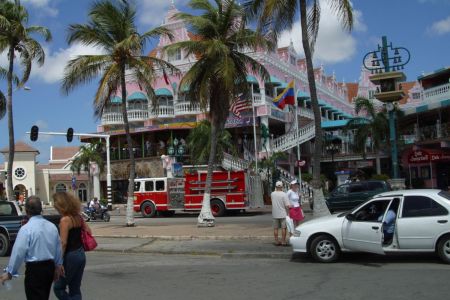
[290,180,298,185]
[275,181,283,187]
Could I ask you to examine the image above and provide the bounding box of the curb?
[93,235,274,241]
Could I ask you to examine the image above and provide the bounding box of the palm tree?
[246,0,353,217]
[187,120,235,165]
[165,0,272,226]
[61,0,178,227]
[346,96,388,174]
[71,142,105,202]
[0,0,52,202]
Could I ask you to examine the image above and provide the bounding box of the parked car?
[290,189,450,263]
[325,180,391,212]
[0,200,60,256]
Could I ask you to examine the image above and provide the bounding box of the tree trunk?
[299,0,329,217]
[6,46,15,202]
[197,116,221,227]
[121,65,136,227]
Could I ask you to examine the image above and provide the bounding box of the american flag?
[230,93,251,118]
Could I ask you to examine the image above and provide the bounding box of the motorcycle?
[82,205,111,222]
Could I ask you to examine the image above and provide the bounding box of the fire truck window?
[156,180,165,191]
[134,182,141,192]
[145,181,154,192]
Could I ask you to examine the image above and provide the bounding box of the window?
[134,182,141,192]
[55,183,67,193]
[348,183,366,193]
[412,92,421,100]
[367,181,384,191]
[368,90,375,99]
[0,203,14,216]
[335,185,348,194]
[145,181,154,192]
[78,183,87,202]
[168,48,181,62]
[14,167,26,180]
[353,200,390,222]
[155,180,165,191]
[402,196,448,217]
[290,55,296,65]
[420,166,431,179]
[438,191,450,201]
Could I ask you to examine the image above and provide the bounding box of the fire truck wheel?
[141,202,156,218]
[211,199,226,217]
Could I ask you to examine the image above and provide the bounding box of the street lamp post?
[363,36,410,189]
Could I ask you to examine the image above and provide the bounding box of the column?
[91,163,101,200]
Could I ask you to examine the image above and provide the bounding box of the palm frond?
[26,25,52,42]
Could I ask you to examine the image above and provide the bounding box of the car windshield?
[438,190,450,201]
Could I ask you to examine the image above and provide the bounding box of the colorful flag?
[230,93,251,118]
[272,81,295,109]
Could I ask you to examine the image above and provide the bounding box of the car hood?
[297,213,345,230]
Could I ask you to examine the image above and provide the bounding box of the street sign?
[296,160,306,167]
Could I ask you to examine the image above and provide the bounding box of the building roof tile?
[0,141,39,153]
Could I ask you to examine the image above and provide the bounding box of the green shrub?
[302,173,312,183]
[371,174,390,181]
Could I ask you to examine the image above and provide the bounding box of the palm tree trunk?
[197,116,220,227]
[299,0,329,217]
[120,65,136,227]
[6,46,15,202]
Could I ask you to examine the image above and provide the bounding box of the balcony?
[252,93,274,106]
[423,83,450,104]
[399,122,450,144]
[149,105,175,118]
[101,112,123,125]
[174,101,205,115]
[127,109,149,122]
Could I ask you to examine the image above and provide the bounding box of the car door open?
[342,199,391,254]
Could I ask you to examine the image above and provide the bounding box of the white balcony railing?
[174,101,205,115]
[128,109,148,122]
[101,112,123,125]
[221,152,251,171]
[149,105,175,118]
[423,83,450,104]
[299,108,314,119]
[272,122,315,152]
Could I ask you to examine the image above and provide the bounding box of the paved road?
[1,252,449,300]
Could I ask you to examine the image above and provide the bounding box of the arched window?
[78,183,87,202]
[55,183,67,193]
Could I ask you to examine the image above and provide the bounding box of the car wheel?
[211,199,226,217]
[310,234,340,263]
[0,233,9,257]
[437,235,450,264]
[141,202,156,218]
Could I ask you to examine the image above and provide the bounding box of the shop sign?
[408,150,450,163]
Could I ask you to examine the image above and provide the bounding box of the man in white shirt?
[271,181,291,246]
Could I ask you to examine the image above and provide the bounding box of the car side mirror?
[346,213,356,221]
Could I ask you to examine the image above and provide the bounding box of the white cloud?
[428,15,450,35]
[21,0,58,17]
[30,44,105,84]
[136,0,189,26]
[278,1,366,64]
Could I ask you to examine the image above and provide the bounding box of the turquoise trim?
[110,96,122,104]
[416,104,428,113]
[127,91,148,101]
[269,75,285,86]
[246,75,258,84]
[321,120,349,129]
[441,99,450,107]
[297,90,310,99]
[155,88,172,97]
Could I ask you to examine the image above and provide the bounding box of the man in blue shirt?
[379,200,399,244]
[0,196,63,300]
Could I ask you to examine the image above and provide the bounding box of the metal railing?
[272,122,315,152]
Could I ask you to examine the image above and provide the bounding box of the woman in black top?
[53,192,91,300]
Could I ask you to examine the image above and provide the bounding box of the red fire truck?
[133,170,259,217]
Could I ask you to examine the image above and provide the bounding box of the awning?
[128,91,148,101]
[297,90,310,99]
[321,119,350,129]
[155,88,172,97]
[269,75,285,86]
[110,96,122,104]
[441,99,450,107]
[246,75,258,84]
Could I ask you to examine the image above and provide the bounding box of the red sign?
[408,149,450,164]
[296,160,306,167]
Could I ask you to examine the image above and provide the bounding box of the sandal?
[273,241,282,246]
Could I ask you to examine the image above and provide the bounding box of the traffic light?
[67,128,74,143]
[30,125,39,142]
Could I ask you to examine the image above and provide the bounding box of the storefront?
[404,148,450,189]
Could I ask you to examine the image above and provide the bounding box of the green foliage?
[186,120,235,165]
[371,173,390,181]
[71,141,105,175]
[302,173,313,183]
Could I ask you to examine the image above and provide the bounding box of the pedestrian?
[271,181,291,246]
[287,180,304,228]
[52,192,91,300]
[0,196,63,300]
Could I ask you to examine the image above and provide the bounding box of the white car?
[290,189,450,263]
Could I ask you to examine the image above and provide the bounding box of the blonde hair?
[52,192,81,216]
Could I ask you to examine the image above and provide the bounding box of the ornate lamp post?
[363,36,410,188]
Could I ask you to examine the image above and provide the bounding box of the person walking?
[0,196,63,300]
[271,181,291,246]
[287,180,304,228]
[52,192,91,300]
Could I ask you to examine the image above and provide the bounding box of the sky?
[1,0,450,164]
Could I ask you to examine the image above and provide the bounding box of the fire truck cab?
[133,170,257,218]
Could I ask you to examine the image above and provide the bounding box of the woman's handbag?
[80,216,97,251]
